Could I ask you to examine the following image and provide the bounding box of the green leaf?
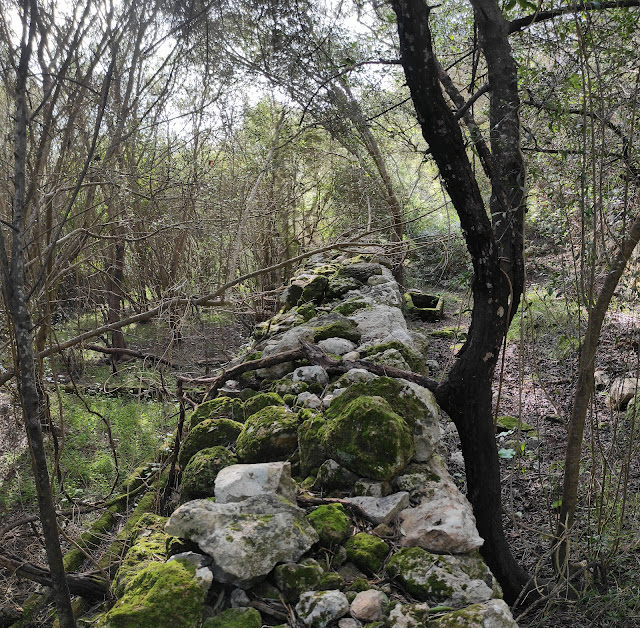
[498,448,516,459]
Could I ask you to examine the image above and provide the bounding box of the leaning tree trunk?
[391,0,530,603]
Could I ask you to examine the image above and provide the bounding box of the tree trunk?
[391,0,530,602]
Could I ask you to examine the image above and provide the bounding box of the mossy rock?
[300,275,329,304]
[344,533,389,573]
[189,397,244,428]
[111,514,168,597]
[323,396,414,481]
[243,392,285,419]
[403,291,444,322]
[326,376,428,433]
[317,571,344,590]
[274,559,324,603]
[102,561,205,628]
[271,377,309,396]
[495,415,536,434]
[297,302,317,322]
[282,283,305,310]
[235,406,299,463]
[309,313,361,343]
[178,418,243,468]
[202,607,262,628]
[180,446,238,501]
[364,341,426,375]
[430,326,467,340]
[325,274,362,299]
[166,536,200,558]
[306,503,352,546]
[332,298,371,316]
[298,412,328,474]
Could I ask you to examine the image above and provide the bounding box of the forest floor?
[2,246,640,627]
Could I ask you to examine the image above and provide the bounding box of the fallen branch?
[179,340,439,394]
[84,343,179,368]
[0,553,108,600]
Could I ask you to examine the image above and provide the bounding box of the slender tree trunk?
[0,4,76,624]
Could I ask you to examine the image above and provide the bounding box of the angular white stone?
[165,494,318,588]
[608,376,640,409]
[343,492,410,525]
[388,602,431,628]
[295,590,350,627]
[399,379,441,463]
[297,391,323,410]
[214,462,297,504]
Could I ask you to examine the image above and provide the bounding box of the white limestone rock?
[293,365,329,387]
[298,391,323,410]
[214,461,297,504]
[428,599,518,627]
[350,590,386,622]
[608,376,640,409]
[295,590,350,627]
[318,337,356,356]
[342,492,410,525]
[165,494,318,588]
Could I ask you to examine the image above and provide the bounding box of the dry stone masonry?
[92,252,518,628]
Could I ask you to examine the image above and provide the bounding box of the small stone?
[318,337,356,355]
[295,590,350,627]
[298,392,323,410]
[274,559,324,603]
[342,492,410,525]
[608,376,640,410]
[372,523,394,538]
[230,588,251,607]
[214,462,297,504]
[341,351,361,362]
[293,365,330,387]
[354,480,391,498]
[350,589,386,622]
[388,602,431,627]
[338,619,362,628]
[449,451,464,467]
[313,460,358,492]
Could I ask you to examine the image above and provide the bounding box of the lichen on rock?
[344,533,389,573]
[189,397,244,428]
[235,405,299,463]
[178,418,243,468]
[180,446,237,501]
[306,503,352,546]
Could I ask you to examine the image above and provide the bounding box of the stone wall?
[91,252,518,628]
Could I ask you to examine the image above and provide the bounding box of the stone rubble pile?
[92,252,518,628]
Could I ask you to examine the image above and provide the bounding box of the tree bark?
[391,0,530,603]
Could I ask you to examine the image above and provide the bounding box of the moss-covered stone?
[180,446,237,501]
[323,396,414,481]
[495,415,536,434]
[243,392,285,419]
[189,397,244,428]
[340,262,382,283]
[403,291,444,322]
[344,533,389,573]
[202,607,262,628]
[332,298,371,316]
[274,559,324,602]
[311,314,361,343]
[430,326,466,340]
[300,275,329,304]
[325,274,362,299]
[347,577,374,593]
[317,571,345,590]
[298,412,328,474]
[102,561,204,628]
[235,406,299,463]
[306,503,352,546]
[111,514,168,597]
[166,536,200,558]
[297,302,317,322]
[178,418,243,468]
[364,341,426,375]
[386,547,457,603]
[271,377,309,396]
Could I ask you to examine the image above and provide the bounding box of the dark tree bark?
[0,2,76,625]
[390,0,530,603]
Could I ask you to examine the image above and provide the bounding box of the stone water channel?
[87,252,518,628]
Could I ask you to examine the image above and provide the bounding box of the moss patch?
[189,397,244,427]
[364,341,426,374]
[103,561,204,628]
[243,392,285,419]
[344,533,389,573]
[235,406,299,463]
[274,559,324,602]
[332,298,371,316]
[202,607,262,628]
[310,313,361,343]
[306,503,352,546]
[180,446,237,501]
[178,418,243,468]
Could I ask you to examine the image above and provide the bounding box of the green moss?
[325,274,362,299]
[496,415,536,434]
[166,536,200,558]
[332,298,371,316]
[311,316,361,343]
[426,604,486,627]
[298,412,328,474]
[344,533,389,573]
[274,560,324,602]
[283,393,296,406]
[300,275,329,304]
[296,302,317,321]
[364,341,426,374]
[202,607,262,628]
[189,397,244,427]
[386,547,456,603]
[306,503,351,546]
[63,508,118,572]
[178,418,243,468]
[347,577,373,593]
[235,406,299,463]
[103,561,204,628]
[317,571,344,590]
[243,392,284,419]
[180,446,237,501]
[430,326,466,340]
[323,396,414,481]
